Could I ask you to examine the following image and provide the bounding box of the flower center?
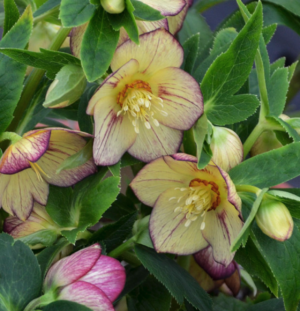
[171,178,221,229]
[117,80,167,133]
[29,162,50,182]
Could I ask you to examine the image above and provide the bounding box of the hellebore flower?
[256,198,293,241]
[43,244,126,311]
[4,202,60,249]
[210,126,243,172]
[190,247,240,296]
[101,0,125,14]
[87,29,203,165]
[130,153,243,266]
[0,129,97,220]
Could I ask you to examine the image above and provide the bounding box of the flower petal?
[193,246,236,280]
[224,264,240,296]
[93,97,137,166]
[87,59,140,115]
[149,67,203,130]
[58,281,114,311]
[80,255,126,302]
[128,122,182,163]
[138,0,186,16]
[111,29,184,75]
[3,214,23,233]
[202,204,243,266]
[1,169,48,221]
[150,188,208,254]
[37,130,97,187]
[70,23,88,58]
[167,2,189,34]
[0,130,51,174]
[130,156,192,207]
[44,244,101,290]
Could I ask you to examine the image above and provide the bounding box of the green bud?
[256,199,294,241]
[101,0,125,14]
[43,64,86,109]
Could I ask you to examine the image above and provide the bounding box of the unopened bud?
[43,64,86,109]
[251,130,282,156]
[210,126,243,172]
[256,199,294,241]
[101,0,125,14]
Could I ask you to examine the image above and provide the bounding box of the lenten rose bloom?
[87,29,203,165]
[43,244,126,311]
[130,153,243,266]
[0,128,96,220]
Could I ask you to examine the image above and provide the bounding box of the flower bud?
[256,199,294,241]
[43,64,86,109]
[101,0,125,14]
[210,126,243,172]
[251,130,282,156]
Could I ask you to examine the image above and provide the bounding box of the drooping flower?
[256,198,293,241]
[4,202,60,249]
[87,29,203,165]
[130,153,243,266]
[43,244,126,311]
[0,129,97,220]
[210,126,243,172]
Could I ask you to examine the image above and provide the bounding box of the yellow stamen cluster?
[117,80,167,134]
[171,179,221,229]
[29,162,50,182]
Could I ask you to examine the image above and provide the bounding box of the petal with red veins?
[92,97,137,166]
[167,2,189,34]
[138,0,186,16]
[150,188,208,255]
[128,121,182,163]
[80,255,126,302]
[0,130,51,174]
[202,205,243,266]
[44,244,101,290]
[3,214,23,233]
[149,67,203,130]
[58,281,114,311]
[193,246,236,280]
[111,29,184,75]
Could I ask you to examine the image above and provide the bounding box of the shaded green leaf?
[262,24,277,44]
[263,0,300,17]
[182,33,200,74]
[3,0,19,36]
[44,301,92,311]
[33,0,61,18]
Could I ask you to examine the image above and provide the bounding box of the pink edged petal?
[128,122,182,163]
[58,281,114,311]
[149,67,203,130]
[193,246,236,280]
[37,130,97,187]
[0,130,51,174]
[1,169,48,221]
[202,204,243,266]
[150,188,208,255]
[167,2,189,34]
[44,244,101,290]
[3,215,23,233]
[163,154,200,178]
[93,97,137,166]
[119,19,169,46]
[80,255,126,302]
[4,218,45,239]
[70,23,88,58]
[130,156,192,207]
[111,29,184,75]
[138,0,186,16]
[87,59,140,115]
[171,153,197,163]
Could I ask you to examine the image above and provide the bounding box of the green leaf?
[0,233,42,311]
[229,142,300,188]
[108,161,121,177]
[212,294,249,311]
[121,152,141,168]
[267,116,300,142]
[195,0,230,13]
[135,245,213,311]
[127,276,172,311]
[17,229,58,248]
[182,33,200,75]
[33,0,61,18]
[3,0,20,36]
[206,94,260,126]
[263,0,300,17]
[81,6,119,82]
[193,113,208,167]
[130,0,164,21]
[56,139,93,174]
[262,24,277,44]
[231,188,268,252]
[59,0,95,27]
[251,223,300,311]
[247,298,285,311]
[89,212,137,253]
[0,6,33,135]
[0,48,81,79]
[44,301,92,311]
[108,0,139,44]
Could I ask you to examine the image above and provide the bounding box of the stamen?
[185,220,192,227]
[144,121,151,129]
[153,119,160,127]
[30,162,50,182]
[200,222,206,230]
[169,197,177,201]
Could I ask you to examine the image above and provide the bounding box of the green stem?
[0,132,22,143]
[108,236,136,258]
[243,123,265,158]
[33,6,60,24]
[8,27,71,134]
[236,185,261,195]
[120,251,142,266]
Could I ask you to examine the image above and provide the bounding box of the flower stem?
[243,123,265,158]
[236,185,261,195]
[0,132,22,144]
[121,251,142,266]
[108,236,137,258]
[8,27,71,134]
